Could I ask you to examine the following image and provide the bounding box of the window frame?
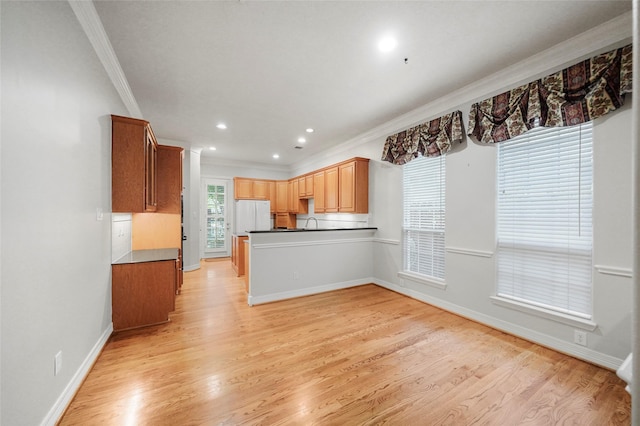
[399,155,447,289]
[493,123,596,330]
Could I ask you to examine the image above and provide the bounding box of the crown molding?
[293,11,633,172]
[68,0,143,119]
[200,155,291,174]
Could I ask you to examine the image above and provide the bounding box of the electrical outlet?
[574,330,587,346]
[54,351,63,376]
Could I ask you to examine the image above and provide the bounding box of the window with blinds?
[402,155,446,281]
[497,122,593,319]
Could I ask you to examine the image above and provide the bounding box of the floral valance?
[381,110,463,165]
[468,44,632,144]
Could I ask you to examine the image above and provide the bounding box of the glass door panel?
[204,180,229,255]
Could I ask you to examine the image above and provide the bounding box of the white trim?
[490,296,597,331]
[372,238,400,245]
[252,237,373,250]
[41,323,113,426]
[373,279,622,370]
[183,263,201,272]
[68,1,143,118]
[248,278,372,306]
[595,264,633,278]
[446,246,494,258]
[397,271,446,290]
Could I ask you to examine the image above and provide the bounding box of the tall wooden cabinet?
[111,115,158,213]
[157,145,184,214]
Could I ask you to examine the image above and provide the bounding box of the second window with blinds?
[494,122,595,328]
[400,155,446,288]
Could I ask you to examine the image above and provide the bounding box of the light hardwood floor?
[59,259,631,425]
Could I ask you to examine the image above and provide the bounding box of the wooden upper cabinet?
[234,178,254,199]
[338,158,369,213]
[276,181,289,213]
[157,145,184,214]
[253,180,269,200]
[112,115,158,213]
[305,175,314,198]
[288,179,297,212]
[313,171,325,213]
[288,179,308,214]
[298,174,313,199]
[269,181,276,213]
[324,166,339,213]
[234,178,271,200]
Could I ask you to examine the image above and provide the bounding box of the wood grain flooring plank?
[58,259,630,425]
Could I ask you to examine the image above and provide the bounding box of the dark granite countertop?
[112,248,179,265]
[249,227,378,234]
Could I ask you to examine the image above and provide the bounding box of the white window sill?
[397,271,446,290]
[490,296,597,331]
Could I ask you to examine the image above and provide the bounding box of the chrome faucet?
[304,217,318,229]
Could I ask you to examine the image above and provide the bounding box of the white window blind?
[497,123,593,319]
[403,155,446,280]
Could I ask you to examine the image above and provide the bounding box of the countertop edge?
[249,227,378,234]
[112,248,180,265]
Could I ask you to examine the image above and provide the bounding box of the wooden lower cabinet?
[231,235,248,276]
[112,260,177,332]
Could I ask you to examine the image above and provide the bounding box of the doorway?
[202,179,230,258]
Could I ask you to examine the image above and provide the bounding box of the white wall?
[288,49,634,367]
[1,2,127,424]
[183,149,202,270]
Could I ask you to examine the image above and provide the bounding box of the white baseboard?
[41,323,113,426]
[373,278,624,371]
[248,278,374,306]
[183,263,201,272]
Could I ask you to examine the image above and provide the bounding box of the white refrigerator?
[235,200,271,235]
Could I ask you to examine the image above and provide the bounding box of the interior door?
[203,179,230,257]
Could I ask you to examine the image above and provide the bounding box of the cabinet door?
[313,171,325,213]
[298,177,306,198]
[325,166,339,212]
[112,260,175,331]
[288,179,299,213]
[339,161,355,212]
[269,181,276,213]
[305,175,314,197]
[253,180,269,200]
[234,178,254,199]
[276,181,289,213]
[338,158,369,213]
[144,127,158,212]
[157,145,183,214]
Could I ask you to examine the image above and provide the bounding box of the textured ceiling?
[94,1,632,167]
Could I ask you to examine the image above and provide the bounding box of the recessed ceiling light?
[272,154,280,159]
[306,128,314,133]
[298,137,306,143]
[216,123,227,130]
[378,35,397,53]
[209,146,217,151]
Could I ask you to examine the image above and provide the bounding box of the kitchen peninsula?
[246,227,377,305]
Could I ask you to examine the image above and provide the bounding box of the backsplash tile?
[112,213,132,262]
